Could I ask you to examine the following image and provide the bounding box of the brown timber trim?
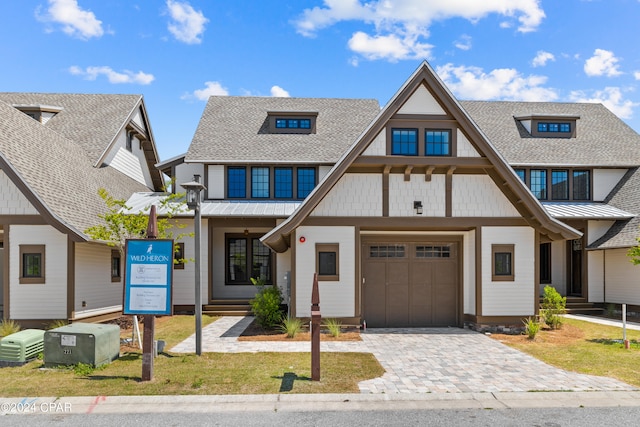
[66,237,75,320]
[425,166,435,182]
[353,156,492,167]
[301,216,529,228]
[404,165,413,181]
[0,216,48,225]
[382,166,391,217]
[475,227,482,317]
[445,166,456,217]
[465,314,529,325]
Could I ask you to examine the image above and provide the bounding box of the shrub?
[250,277,283,329]
[540,285,566,330]
[278,316,303,338]
[522,317,541,340]
[0,319,21,337]
[323,318,342,338]
[47,319,68,330]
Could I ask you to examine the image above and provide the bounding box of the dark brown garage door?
[362,238,460,327]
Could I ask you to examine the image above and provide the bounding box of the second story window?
[425,130,451,156]
[225,166,316,200]
[227,166,246,198]
[274,167,293,198]
[251,167,270,198]
[297,167,316,199]
[514,167,591,201]
[530,169,547,200]
[573,170,590,200]
[391,129,418,155]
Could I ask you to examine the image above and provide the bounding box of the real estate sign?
[123,239,173,315]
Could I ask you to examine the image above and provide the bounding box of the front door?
[569,238,582,296]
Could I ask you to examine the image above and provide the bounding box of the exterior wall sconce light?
[414,201,423,215]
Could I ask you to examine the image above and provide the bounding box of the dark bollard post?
[311,273,321,381]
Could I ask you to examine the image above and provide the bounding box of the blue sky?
[2,0,640,160]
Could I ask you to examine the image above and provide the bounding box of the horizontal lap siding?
[295,226,355,318]
[604,249,640,305]
[173,219,209,304]
[74,244,122,312]
[482,226,535,316]
[10,225,67,319]
[588,250,604,303]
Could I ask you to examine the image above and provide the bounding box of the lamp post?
[181,175,206,356]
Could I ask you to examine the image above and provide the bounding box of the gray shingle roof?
[461,101,640,166]
[0,99,151,240]
[0,93,143,163]
[589,168,640,249]
[186,97,380,163]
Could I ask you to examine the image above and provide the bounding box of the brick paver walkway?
[170,316,636,394]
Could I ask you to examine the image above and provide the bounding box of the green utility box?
[44,323,120,368]
[0,329,45,364]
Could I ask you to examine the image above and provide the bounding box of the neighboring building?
[133,61,640,330]
[0,93,163,327]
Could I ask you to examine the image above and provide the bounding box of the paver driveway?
[171,316,635,394]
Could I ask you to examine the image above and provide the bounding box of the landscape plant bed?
[238,318,362,342]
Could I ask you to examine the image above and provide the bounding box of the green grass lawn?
[0,315,384,397]
[494,317,640,387]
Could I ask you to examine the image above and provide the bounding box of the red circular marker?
[299,236,306,243]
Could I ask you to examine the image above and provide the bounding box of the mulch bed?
[238,318,361,342]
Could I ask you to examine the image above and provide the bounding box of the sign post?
[123,207,173,381]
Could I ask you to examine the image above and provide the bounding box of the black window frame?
[225,234,273,286]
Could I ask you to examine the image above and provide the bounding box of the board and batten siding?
[603,248,640,305]
[0,170,38,215]
[172,219,209,304]
[103,130,153,187]
[549,239,567,295]
[294,226,355,318]
[74,243,122,313]
[481,226,536,316]
[310,174,382,217]
[9,225,67,319]
[452,175,520,217]
[175,163,205,197]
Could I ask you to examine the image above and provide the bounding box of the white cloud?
[36,0,104,40]
[348,31,433,61]
[294,1,544,62]
[532,50,555,67]
[69,65,154,84]
[435,63,558,102]
[584,49,622,77]
[270,86,290,97]
[187,81,229,100]
[635,71,640,80]
[166,0,208,44]
[570,87,638,119]
[454,34,472,51]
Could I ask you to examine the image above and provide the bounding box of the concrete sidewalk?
[2,391,640,415]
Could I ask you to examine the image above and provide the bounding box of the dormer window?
[515,114,579,139]
[13,104,63,124]
[268,111,317,134]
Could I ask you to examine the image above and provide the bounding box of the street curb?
[3,391,640,415]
